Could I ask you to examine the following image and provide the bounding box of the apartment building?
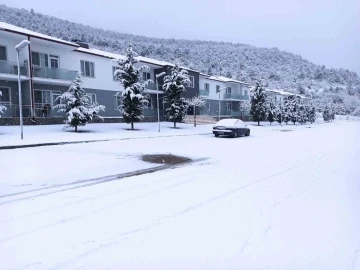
[0,22,200,121]
[266,89,310,104]
[199,73,252,119]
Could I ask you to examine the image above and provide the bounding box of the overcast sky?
[3,0,360,73]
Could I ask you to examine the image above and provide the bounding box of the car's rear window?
[217,119,239,125]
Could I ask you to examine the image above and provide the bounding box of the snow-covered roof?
[215,119,240,126]
[136,56,170,67]
[207,75,250,86]
[266,89,309,99]
[0,22,79,47]
[75,47,125,60]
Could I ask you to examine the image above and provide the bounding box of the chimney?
[71,39,89,49]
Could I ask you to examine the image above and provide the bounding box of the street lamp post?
[155,72,166,132]
[216,87,227,121]
[15,40,31,140]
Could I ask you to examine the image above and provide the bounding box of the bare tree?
[187,96,206,127]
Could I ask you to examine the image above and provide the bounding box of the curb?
[0,133,211,150]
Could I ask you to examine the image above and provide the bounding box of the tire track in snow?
[48,148,343,269]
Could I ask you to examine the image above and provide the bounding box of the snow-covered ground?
[0,121,359,269]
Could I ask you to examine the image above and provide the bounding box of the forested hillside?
[1,5,360,114]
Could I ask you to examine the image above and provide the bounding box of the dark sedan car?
[213,119,250,138]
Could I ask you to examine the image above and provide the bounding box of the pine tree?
[187,96,206,127]
[307,103,317,124]
[283,98,291,125]
[250,82,267,125]
[0,91,7,117]
[114,43,150,130]
[163,64,190,128]
[54,74,105,132]
[288,97,299,125]
[297,103,308,124]
[266,98,277,125]
[276,103,284,125]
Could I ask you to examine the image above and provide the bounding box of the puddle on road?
[141,154,191,165]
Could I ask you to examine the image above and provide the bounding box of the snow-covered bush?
[54,74,105,132]
[114,43,150,130]
[163,64,190,128]
[250,82,267,125]
[187,96,206,127]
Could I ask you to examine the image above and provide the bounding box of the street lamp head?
[156,72,166,79]
[15,40,30,52]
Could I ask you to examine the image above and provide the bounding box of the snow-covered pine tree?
[54,74,105,132]
[0,90,7,117]
[288,97,299,125]
[307,103,317,124]
[283,98,291,125]
[297,102,307,124]
[276,103,284,125]
[187,95,206,127]
[250,82,267,125]
[163,64,190,128]
[114,43,150,130]
[266,98,277,125]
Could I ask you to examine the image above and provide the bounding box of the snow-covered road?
[1,122,360,269]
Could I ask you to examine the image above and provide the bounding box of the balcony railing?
[223,93,250,100]
[144,82,164,91]
[199,89,210,96]
[32,66,77,81]
[0,60,28,76]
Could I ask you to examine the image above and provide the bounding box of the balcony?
[32,66,77,81]
[0,60,27,76]
[223,93,250,100]
[199,89,210,96]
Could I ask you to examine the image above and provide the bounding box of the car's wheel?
[232,132,237,138]
[215,134,219,137]
[245,130,250,136]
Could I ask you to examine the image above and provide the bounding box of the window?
[142,72,151,81]
[188,75,195,88]
[49,55,59,69]
[31,52,60,69]
[215,103,219,112]
[0,87,10,104]
[35,90,61,105]
[114,94,122,110]
[216,85,221,93]
[32,52,49,67]
[245,90,248,96]
[88,93,97,105]
[206,102,210,111]
[226,102,232,111]
[226,87,232,94]
[113,66,118,81]
[0,46,7,61]
[80,60,95,77]
[204,83,210,91]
